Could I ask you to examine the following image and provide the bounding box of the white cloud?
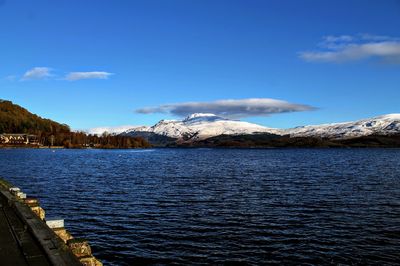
[136,98,315,118]
[22,67,52,80]
[86,125,138,135]
[300,34,400,63]
[323,35,354,43]
[65,71,113,81]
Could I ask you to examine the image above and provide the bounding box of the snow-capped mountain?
[124,113,282,140]
[123,113,400,142]
[286,114,400,139]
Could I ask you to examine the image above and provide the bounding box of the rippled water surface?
[1,148,400,265]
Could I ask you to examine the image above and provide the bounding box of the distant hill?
[174,133,342,148]
[124,113,400,143]
[123,113,400,148]
[179,133,400,148]
[123,113,281,141]
[286,114,400,139]
[0,99,70,135]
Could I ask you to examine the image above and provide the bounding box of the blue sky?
[1,0,399,130]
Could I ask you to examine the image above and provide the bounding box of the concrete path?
[0,189,81,266]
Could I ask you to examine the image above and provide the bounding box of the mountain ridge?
[124,113,400,139]
[2,99,398,148]
[286,113,400,139]
[124,113,282,141]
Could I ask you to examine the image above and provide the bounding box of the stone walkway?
[0,189,81,266]
[0,193,50,265]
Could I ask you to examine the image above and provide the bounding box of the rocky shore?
[0,178,102,266]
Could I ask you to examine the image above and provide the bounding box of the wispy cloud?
[3,75,16,81]
[6,67,114,82]
[22,67,52,80]
[136,98,315,118]
[299,34,400,63]
[65,71,113,81]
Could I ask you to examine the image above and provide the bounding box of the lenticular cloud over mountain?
[136,98,315,118]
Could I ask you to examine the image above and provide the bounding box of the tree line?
[0,99,150,148]
[46,131,151,149]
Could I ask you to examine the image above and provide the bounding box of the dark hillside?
[0,99,70,135]
[0,100,150,148]
[335,134,400,147]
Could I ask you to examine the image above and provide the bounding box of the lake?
[0,148,399,265]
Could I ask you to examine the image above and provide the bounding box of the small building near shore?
[0,134,39,145]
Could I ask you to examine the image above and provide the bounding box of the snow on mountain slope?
[123,113,400,141]
[124,113,282,140]
[286,114,400,139]
[87,125,138,135]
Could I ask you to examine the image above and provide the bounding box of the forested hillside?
[0,99,70,135]
[0,100,150,148]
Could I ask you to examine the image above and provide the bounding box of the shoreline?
[0,145,152,150]
[0,178,102,265]
[1,145,400,150]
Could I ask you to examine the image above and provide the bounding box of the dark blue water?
[0,148,400,265]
